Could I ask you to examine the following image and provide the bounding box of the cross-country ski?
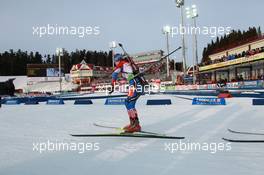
[71,133,185,140]
[93,123,163,135]
[228,128,264,136]
[223,138,264,143]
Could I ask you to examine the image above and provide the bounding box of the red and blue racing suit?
[111,60,142,119]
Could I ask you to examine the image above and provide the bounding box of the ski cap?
[114,53,123,62]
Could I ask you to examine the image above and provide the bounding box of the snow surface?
[0,94,264,175]
[27,80,77,92]
[0,76,27,90]
[0,76,77,92]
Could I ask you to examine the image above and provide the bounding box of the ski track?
[95,104,231,162]
[160,103,249,175]
[0,95,264,175]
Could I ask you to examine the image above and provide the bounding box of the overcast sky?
[0,0,263,65]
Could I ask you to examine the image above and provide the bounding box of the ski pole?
[160,46,182,60]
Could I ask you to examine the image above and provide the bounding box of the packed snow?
[0,94,264,175]
[0,76,28,90]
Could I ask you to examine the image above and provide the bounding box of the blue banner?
[192,97,226,105]
[105,98,126,105]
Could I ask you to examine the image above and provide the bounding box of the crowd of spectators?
[230,74,244,82]
[201,46,264,66]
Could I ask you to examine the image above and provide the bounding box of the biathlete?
[109,53,145,133]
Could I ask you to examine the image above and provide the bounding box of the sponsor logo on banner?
[192,98,226,105]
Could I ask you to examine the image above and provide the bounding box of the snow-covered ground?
[0,94,264,175]
[0,76,28,90]
[0,76,78,93]
[26,80,77,92]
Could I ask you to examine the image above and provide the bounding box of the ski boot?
[123,109,141,133]
[125,119,141,133]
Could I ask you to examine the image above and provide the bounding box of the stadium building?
[26,64,65,84]
[199,36,264,84]
[70,60,112,85]
[131,50,166,80]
